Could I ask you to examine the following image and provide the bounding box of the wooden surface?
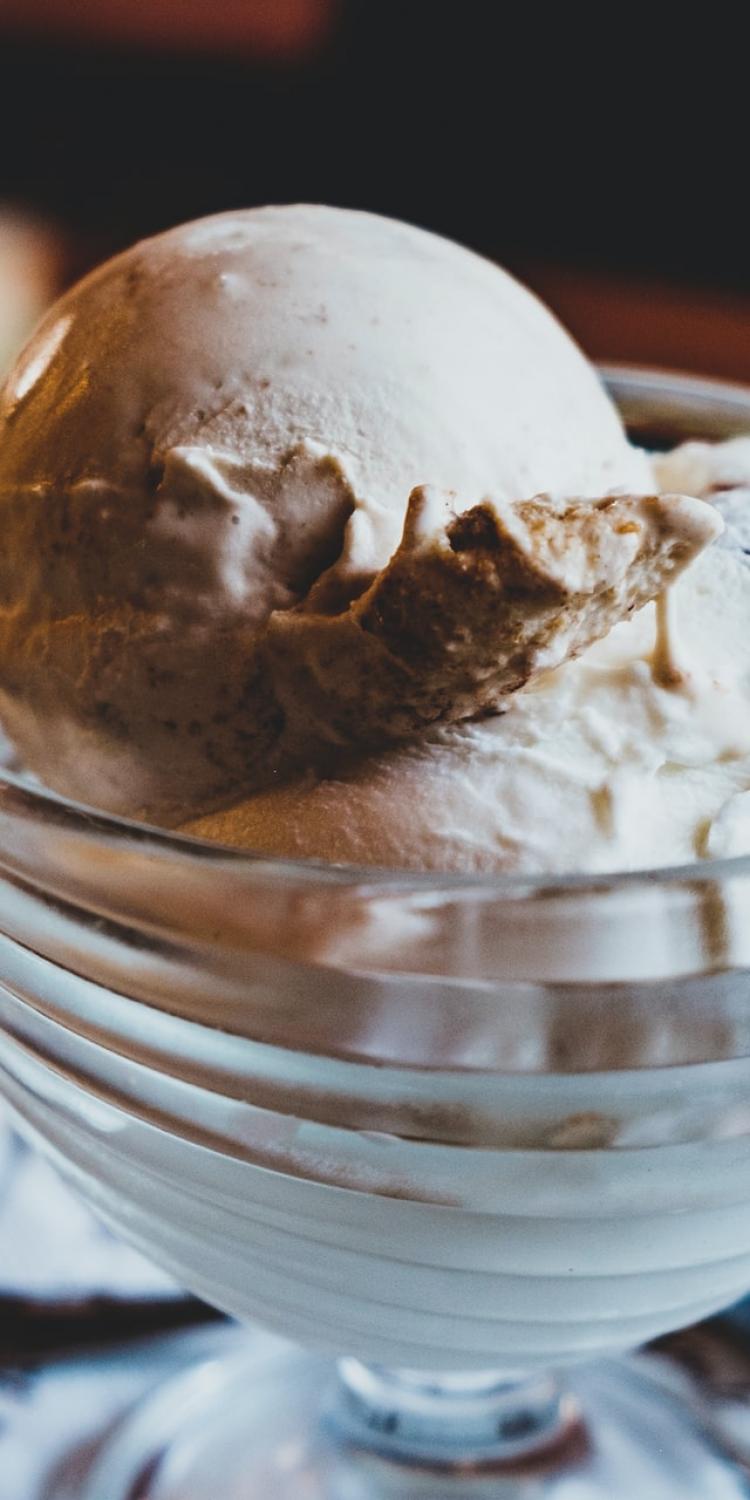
[0,0,335,56]
[523,263,750,385]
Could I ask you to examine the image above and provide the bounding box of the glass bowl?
[1,366,750,1498]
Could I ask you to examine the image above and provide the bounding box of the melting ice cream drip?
[652,589,687,690]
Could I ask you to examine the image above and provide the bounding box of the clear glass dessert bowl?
[2,368,750,1498]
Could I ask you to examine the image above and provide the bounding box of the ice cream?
[0,203,743,873]
[0,203,705,823]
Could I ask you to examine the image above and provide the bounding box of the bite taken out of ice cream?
[0,203,722,844]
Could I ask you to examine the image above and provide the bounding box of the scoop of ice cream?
[184,544,750,873]
[0,204,663,820]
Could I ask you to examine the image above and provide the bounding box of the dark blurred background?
[1,0,749,378]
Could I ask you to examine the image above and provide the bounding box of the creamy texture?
[259,486,719,760]
[0,204,653,820]
[185,544,750,873]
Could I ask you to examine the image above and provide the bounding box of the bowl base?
[78,1326,750,1499]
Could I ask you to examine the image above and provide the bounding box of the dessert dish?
[1,211,750,1497]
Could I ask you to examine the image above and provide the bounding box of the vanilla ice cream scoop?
[0,205,711,820]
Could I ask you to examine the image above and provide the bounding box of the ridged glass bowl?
[2,367,750,1498]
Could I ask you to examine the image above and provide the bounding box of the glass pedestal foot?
[80,1327,750,1499]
